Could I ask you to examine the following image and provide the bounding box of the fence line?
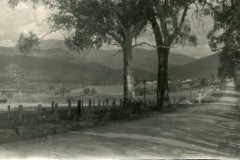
[0,97,184,124]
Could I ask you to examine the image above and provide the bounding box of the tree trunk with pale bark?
[123,33,135,107]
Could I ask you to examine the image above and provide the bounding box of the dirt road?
[0,82,240,159]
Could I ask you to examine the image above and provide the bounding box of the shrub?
[128,101,146,115]
[83,87,97,95]
[179,96,186,102]
[135,86,156,96]
[83,87,91,95]
[108,107,130,120]
[169,81,183,92]
[91,88,97,94]
[0,99,7,103]
[200,78,209,87]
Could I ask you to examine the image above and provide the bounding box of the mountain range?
[0,39,219,83]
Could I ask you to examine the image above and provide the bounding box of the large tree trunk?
[156,47,170,110]
[151,17,171,111]
[123,33,135,107]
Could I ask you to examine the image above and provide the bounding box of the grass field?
[0,85,214,112]
[0,84,218,144]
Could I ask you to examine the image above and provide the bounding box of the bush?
[91,107,109,117]
[91,88,97,94]
[135,86,156,96]
[0,99,7,103]
[169,81,183,92]
[200,78,209,87]
[179,96,186,102]
[128,101,147,115]
[135,86,146,96]
[108,107,130,120]
[83,87,97,95]
[83,87,91,94]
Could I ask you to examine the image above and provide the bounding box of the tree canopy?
[141,0,208,110]
[208,0,240,79]
[9,0,149,104]
[9,0,147,51]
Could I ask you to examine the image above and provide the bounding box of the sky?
[0,1,62,47]
[0,1,214,58]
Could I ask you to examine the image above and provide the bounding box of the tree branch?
[132,42,175,49]
[170,3,189,42]
[109,32,123,45]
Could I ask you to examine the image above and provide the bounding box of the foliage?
[142,0,208,109]
[135,85,156,96]
[128,101,147,115]
[83,87,91,95]
[83,87,97,95]
[169,81,183,92]
[108,107,130,120]
[178,96,186,102]
[144,0,205,48]
[91,88,97,94]
[207,0,240,79]
[8,0,149,101]
[17,31,40,54]
[9,0,148,51]
[200,78,209,87]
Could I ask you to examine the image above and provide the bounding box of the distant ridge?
[0,54,156,83]
[0,39,197,73]
[0,39,216,83]
[169,53,219,80]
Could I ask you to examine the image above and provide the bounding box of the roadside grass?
[0,101,156,144]
[0,86,218,144]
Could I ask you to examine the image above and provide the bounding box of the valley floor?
[0,82,240,159]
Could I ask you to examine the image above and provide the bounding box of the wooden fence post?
[112,99,116,108]
[18,105,23,123]
[106,99,109,107]
[77,100,81,117]
[176,97,179,104]
[120,99,123,107]
[54,103,59,121]
[148,99,151,105]
[98,100,101,107]
[37,104,43,121]
[7,105,11,120]
[103,101,105,107]
[89,100,92,110]
[68,100,71,119]
[51,101,55,112]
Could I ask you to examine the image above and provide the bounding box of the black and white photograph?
[0,0,239,159]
